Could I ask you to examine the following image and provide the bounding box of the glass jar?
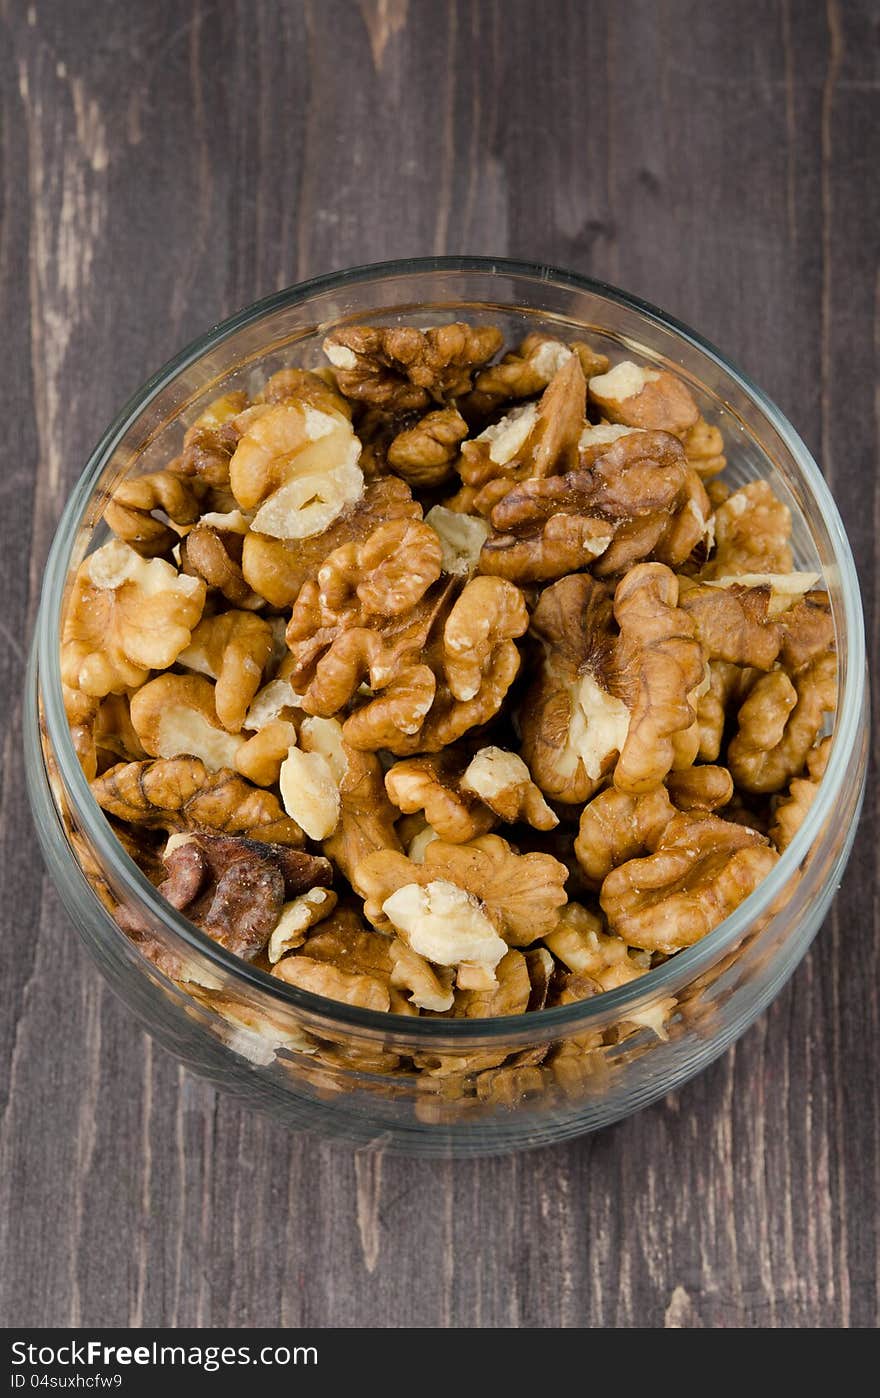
[25,258,868,1156]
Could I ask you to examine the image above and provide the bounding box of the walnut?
[255,367,351,418]
[241,476,420,608]
[236,718,299,787]
[544,903,672,1035]
[479,429,709,584]
[524,946,556,1012]
[307,625,439,749]
[462,334,608,421]
[130,674,246,771]
[229,402,363,538]
[384,752,496,843]
[423,505,489,577]
[520,574,629,804]
[682,416,726,478]
[769,737,831,852]
[279,746,340,842]
[612,563,707,793]
[458,355,586,494]
[386,406,468,487]
[601,812,778,952]
[666,764,734,811]
[727,651,837,794]
[779,589,835,673]
[701,480,793,578]
[179,523,262,609]
[273,907,393,1010]
[104,470,204,557]
[92,757,304,845]
[274,955,390,1011]
[695,660,760,761]
[677,576,782,669]
[267,887,338,963]
[62,541,206,697]
[156,833,330,960]
[356,834,568,949]
[453,948,531,1018]
[574,785,675,886]
[588,361,700,437]
[322,322,503,410]
[441,575,528,704]
[459,747,558,829]
[380,880,509,982]
[310,517,442,624]
[177,610,273,731]
[389,940,455,1012]
[175,392,249,487]
[317,723,403,882]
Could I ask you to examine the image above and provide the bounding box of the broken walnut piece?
[612,563,707,794]
[390,940,455,1013]
[174,392,249,488]
[386,406,469,488]
[700,480,793,579]
[130,674,245,772]
[273,907,393,1012]
[677,576,782,670]
[441,575,528,704]
[665,764,734,812]
[452,948,531,1018]
[695,660,760,762]
[727,651,837,794]
[574,784,675,887]
[322,322,504,411]
[682,416,726,479]
[104,470,205,557]
[235,718,299,787]
[179,523,262,610]
[323,739,403,884]
[458,355,587,494]
[177,610,273,731]
[356,833,568,949]
[424,505,489,577]
[241,476,421,609]
[461,333,608,421]
[62,540,206,698]
[384,752,497,844]
[520,574,629,805]
[267,887,338,963]
[588,361,700,437]
[255,367,351,418]
[601,811,778,953]
[768,736,831,852]
[91,757,304,845]
[459,747,558,830]
[544,903,672,1036]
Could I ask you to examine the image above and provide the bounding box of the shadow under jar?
[26,257,868,1157]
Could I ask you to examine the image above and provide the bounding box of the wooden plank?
[0,0,876,1328]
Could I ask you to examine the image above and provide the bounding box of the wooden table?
[2,0,877,1329]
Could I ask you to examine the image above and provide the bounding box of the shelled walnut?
[58,317,836,1042]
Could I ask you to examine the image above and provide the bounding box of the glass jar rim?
[37,254,867,1039]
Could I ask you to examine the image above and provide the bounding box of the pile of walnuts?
[61,321,836,1042]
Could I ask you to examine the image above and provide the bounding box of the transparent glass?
[26,257,868,1156]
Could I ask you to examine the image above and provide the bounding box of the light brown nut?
[62,541,206,697]
[385,753,496,844]
[104,470,205,557]
[177,611,273,731]
[380,879,509,982]
[130,674,245,771]
[175,392,249,487]
[424,505,490,577]
[458,355,586,491]
[279,745,340,842]
[683,417,726,478]
[768,736,832,851]
[677,577,782,670]
[255,367,351,418]
[779,590,834,674]
[442,575,529,703]
[666,764,734,811]
[273,956,390,1011]
[462,333,597,419]
[235,719,299,787]
[701,480,793,578]
[459,747,558,830]
[297,907,393,979]
[453,948,531,1018]
[544,903,673,1035]
[267,887,338,963]
[91,757,304,844]
[389,940,455,1012]
[612,563,707,793]
[524,946,556,1012]
[241,476,421,608]
[356,833,569,948]
[322,738,403,884]
[695,660,759,761]
[386,406,469,487]
[588,361,700,436]
[179,524,262,609]
[601,812,778,953]
[727,651,837,794]
[322,322,504,410]
[520,574,629,804]
[229,401,363,537]
[316,517,443,619]
[574,785,675,886]
[306,626,437,746]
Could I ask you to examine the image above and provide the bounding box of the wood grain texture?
[0,0,877,1329]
